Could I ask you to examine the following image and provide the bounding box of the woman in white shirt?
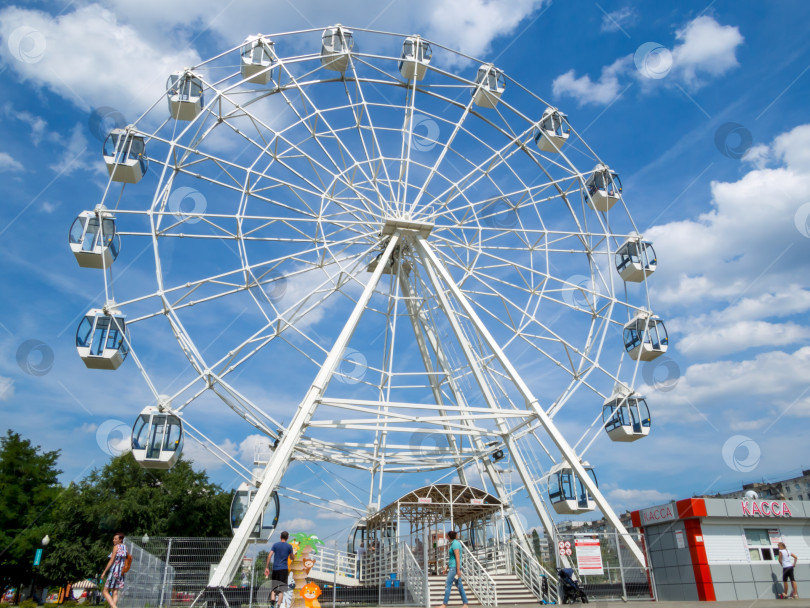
[778,542,799,599]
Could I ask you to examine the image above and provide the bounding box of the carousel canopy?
[366,483,503,531]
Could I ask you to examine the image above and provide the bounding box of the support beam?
[208,233,401,588]
[414,248,541,557]
[399,273,469,485]
[414,236,646,567]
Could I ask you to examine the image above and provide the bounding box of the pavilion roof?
[366,483,503,530]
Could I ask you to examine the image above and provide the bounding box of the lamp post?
[30,535,50,604]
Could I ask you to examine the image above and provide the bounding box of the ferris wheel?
[68,25,668,583]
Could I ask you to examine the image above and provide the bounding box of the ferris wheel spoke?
[119,229,373,324]
[274,62,388,208]
[214,250,375,377]
[339,69,400,208]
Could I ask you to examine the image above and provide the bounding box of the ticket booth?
[631,497,810,601]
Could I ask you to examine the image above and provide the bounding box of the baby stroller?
[557,568,588,604]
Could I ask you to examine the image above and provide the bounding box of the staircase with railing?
[401,544,428,607]
[505,541,558,605]
[459,543,497,606]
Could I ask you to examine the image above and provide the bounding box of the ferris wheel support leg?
[407,283,547,554]
[414,237,646,568]
[399,274,469,485]
[414,244,541,558]
[207,233,402,589]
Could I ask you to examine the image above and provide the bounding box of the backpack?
[122,549,133,574]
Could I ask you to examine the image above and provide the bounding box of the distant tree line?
[0,430,232,595]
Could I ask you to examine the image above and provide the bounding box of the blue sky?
[2,0,810,547]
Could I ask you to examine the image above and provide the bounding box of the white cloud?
[237,433,273,464]
[600,7,637,33]
[3,103,48,145]
[101,0,549,66]
[316,499,359,519]
[670,16,743,89]
[605,487,676,510]
[648,123,810,310]
[48,123,93,175]
[0,5,201,114]
[424,0,549,62]
[553,15,743,106]
[774,124,810,171]
[728,417,770,432]
[675,320,810,357]
[665,286,810,357]
[742,143,771,169]
[0,151,23,171]
[278,517,316,531]
[0,376,14,401]
[720,285,810,322]
[552,57,630,107]
[182,435,239,471]
[641,346,810,413]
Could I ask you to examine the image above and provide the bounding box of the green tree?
[0,430,62,593]
[42,453,232,585]
[531,529,543,561]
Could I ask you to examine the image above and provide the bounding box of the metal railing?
[554,531,654,602]
[459,542,497,607]
[469,545,508,573]
[506,541,559,605]
[119,539,175,608]
[307,545,358,581]
[401,545,427,607]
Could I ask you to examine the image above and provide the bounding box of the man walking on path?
[264,531,295,608]
[778,542,799,599]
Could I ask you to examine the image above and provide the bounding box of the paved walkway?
[577,602,805,607]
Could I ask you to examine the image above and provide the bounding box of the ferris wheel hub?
[381,217,433,238]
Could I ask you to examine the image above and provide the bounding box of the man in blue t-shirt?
[264,531,295,607]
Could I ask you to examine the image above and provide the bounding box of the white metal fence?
[116,536,579,608]
[554,531,654,602]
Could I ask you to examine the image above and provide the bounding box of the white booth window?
[744,528,777,561]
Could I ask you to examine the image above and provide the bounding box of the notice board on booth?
[575,538,604,576]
